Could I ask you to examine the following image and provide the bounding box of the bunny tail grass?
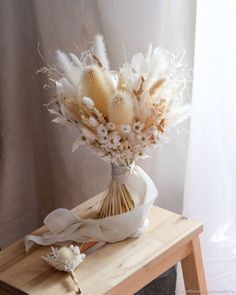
[80,65,114,117]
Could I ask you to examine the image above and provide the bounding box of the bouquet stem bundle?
[99,164,135,218]
[99,180,135,218]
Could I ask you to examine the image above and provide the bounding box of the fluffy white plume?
[56,78,76,97]
[165,105,191,127]
[56,50,73,75]
[69,53,84,69]
[56,50,81,89]
[94,34,110,70]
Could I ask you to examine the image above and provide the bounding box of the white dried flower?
[121,124,131,134]
[133,121,145,133]
[106,122,116,131]
[77,134,87,145]
[107,132,121,149]
[42,244,85,294]
[88,116,99,127]
[110,132,121,143]
[98,133,109,143]
[138,133,149,145]
[96,124,108,136]
[82,96,94,109]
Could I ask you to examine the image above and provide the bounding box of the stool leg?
[181,236,207,295]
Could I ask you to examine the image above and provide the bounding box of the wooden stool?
[0,193,207,295]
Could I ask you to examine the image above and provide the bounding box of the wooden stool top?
[0,193,203,295]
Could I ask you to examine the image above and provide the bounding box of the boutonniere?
[42,244,86,293]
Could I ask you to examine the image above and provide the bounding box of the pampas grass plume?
[80,65,114,117]
[56,50,82,90]
[108,91,134,130]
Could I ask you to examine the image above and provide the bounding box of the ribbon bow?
[25,165,157,252]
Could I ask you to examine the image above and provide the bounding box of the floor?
[135,266,176,295]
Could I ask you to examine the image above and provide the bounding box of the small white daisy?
[139,133,149,144]
[98,133,109,143]
[133,121,145,133]
[107,132,121,149]
[97,124,108,136]
[77,134,87,145]
[121,124,131,134]
[106,122,116,131]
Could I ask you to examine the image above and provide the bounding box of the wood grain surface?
[0,193,203,295]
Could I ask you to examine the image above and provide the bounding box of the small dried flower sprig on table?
[42,244,86,294]
[40,34,191,217]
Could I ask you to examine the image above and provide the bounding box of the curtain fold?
[0,0,109,248]
[0,0,197,249]
[180,0,236,291]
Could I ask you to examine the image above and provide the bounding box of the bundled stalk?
[42,34,191,218]
[99,177,135,218]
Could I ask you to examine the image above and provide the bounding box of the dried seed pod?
[80,65,114,117]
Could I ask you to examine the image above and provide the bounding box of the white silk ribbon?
[25,165,158,252]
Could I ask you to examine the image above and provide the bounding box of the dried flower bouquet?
[41,34,190,218]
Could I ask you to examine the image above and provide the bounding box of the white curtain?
[180,0,236,292]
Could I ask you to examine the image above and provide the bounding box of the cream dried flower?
[97,124,108,136]
[107,132,121,149]
[98,133,109,143]
[121,124,131,134]
[106,122,116,131]
[137,133,149,146]
[133,121,145,133]
[42,245,86,294]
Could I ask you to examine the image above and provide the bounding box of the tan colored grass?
[149,78,165,96]
[80,65,114,118]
